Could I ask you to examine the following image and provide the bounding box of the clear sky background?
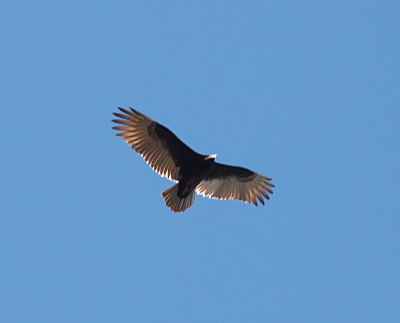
[1,1,399,322]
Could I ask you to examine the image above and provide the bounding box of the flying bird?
[112,108,274,212]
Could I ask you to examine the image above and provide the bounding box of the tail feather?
[162,184,195,212]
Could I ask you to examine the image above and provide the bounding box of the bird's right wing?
[112,107,198,182]
[196,163,274,205]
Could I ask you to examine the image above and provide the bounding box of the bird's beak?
[205,154,217,160]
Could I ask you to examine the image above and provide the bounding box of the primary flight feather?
[112,108,274,212]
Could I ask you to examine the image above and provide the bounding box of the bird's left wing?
[112,107,196,182]
[196,162,274,206]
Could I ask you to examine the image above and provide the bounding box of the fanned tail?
[162,184,195,213]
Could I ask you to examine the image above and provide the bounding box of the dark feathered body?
[178,157,215,198]
[112,108,274,212]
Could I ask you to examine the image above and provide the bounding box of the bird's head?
[205,154,217,160]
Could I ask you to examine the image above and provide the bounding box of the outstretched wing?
[112,107,200,182]
[196,162,274,206]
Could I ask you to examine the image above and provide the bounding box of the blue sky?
[1,1,399,322]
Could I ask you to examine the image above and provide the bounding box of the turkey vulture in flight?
[112,108,274,212]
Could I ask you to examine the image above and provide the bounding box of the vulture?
[112,108,274,212]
